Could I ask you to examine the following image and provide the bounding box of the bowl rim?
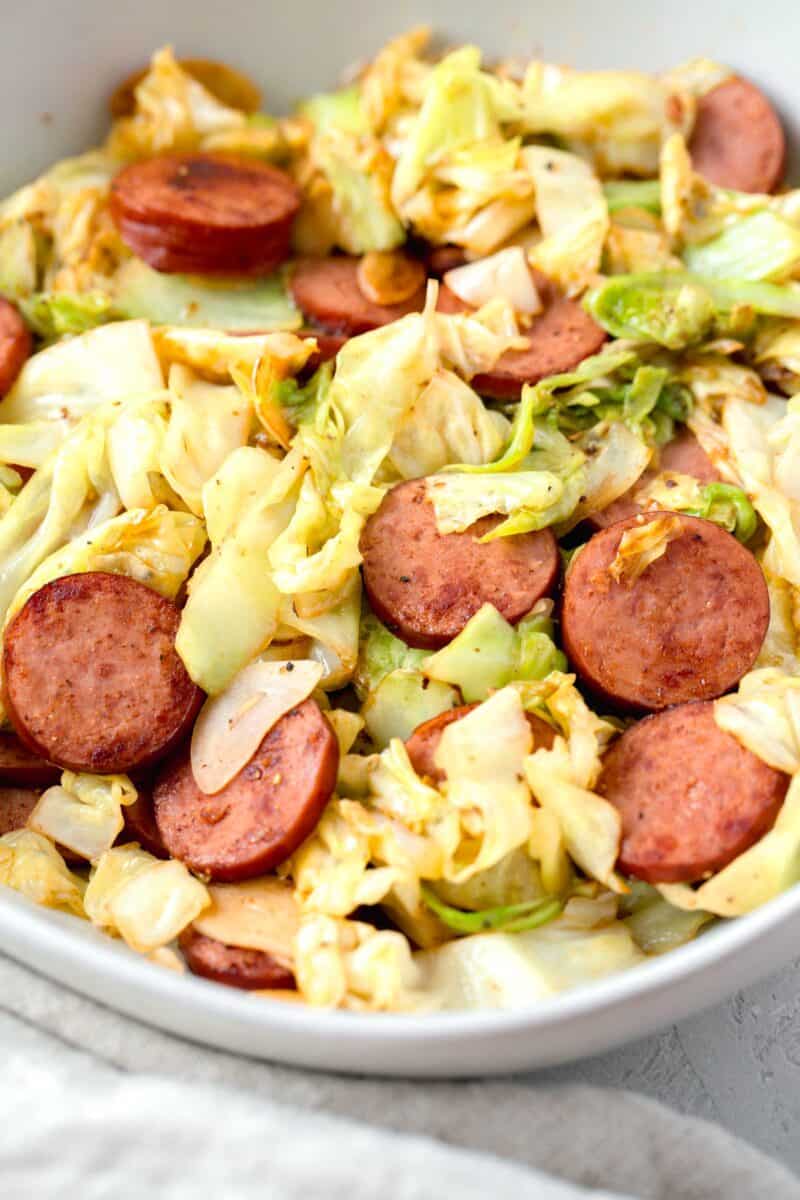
[1,872,798,1042]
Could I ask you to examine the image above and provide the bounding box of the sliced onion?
[191,658,324,795]
[192,878,299,967]
[444,247,543,316]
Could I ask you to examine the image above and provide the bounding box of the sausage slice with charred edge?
[110,153,300,275]
[0,733,60,788]
[689,77,786,194]
[436,270,607,400]
[3,572,203,775]
[289,256,426,336]
[360,478,560,651]
[179,927,295,991]
[598,702,788,883]
[561,512,769,712]
[153,698,338,883]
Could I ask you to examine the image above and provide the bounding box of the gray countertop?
[534,958,800,1176]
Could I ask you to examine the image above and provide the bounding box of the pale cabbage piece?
[153,328,314,388]
[434,688,534,883]
[607,513,684,585]
[661,58,732,99]
[106,46,248,159]
[0,150,122,295]
[325,709,364,757]
[521,63,692,177]
[360,26,432,137]
[267,477,383,596]
[521,146,609,296]
[291,799,400,917]
[190,658,324,794]
[753,320,800,396]
[297,126,404,255]
[389,48,535,256]
[424,469,565,534]
[85,845,209,953]
[105,395,173,510]
[6,504,205,626]
[0,413,118,627]
[0,419,72,471]
[756,572,800,675]
[192,878,299,969]
[722,394,800,587]
[162,365,252,516]
[558,422,652,534]
[283,574,362,690]
[603,214,681,275]
[444,247,542,315]
[0,830,84,915]
[714,668,800,775]
[660,773,800,919]
[515,673,623,892]
[432,847,546,912]
[388,369,509,478]
[177,446,297,693]
[361,668,458,749]
[0,220,38,298]
[29,772,136,862]
[294,913,421,1011]
[414,921,643,1010]
[0,320,163,425]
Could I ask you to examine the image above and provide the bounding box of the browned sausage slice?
[0,733,59,788]
[153,698,338,882]
[598,702,788,883]
[121,786,168,859]
[0,299,32,396]
[110,154,300,275]
[3,572,203,775]
[0,786,42,838]
[436,271,606,400]
[407,704,555,783]
[587,428,719,532]
[179,926,295,990]
[289,257,426,336]
[689,77,786,193]
[562,512,769,712]
[425,245,469,277]
[360,478,560,650]
[299,328,348,370]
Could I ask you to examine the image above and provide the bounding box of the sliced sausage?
[0,732,59,788]
[0,299,32,396]
[561,512,769,712]
[121,786,168,859]
[0,786,42,838]
[598,701,788,883]
[689,77,786,193]
[110,153,300,275]
[3,572,203,775]
[360,478,560,651]
[299,328,348,369]
[425,245,469,277]
[436,271,607,400]
[587,428,719,532]
[407,704,555,783]
[178,927,295,990]
[288,256,426,336]
[153,698,338,882]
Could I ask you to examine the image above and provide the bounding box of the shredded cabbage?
[85,845,209,952]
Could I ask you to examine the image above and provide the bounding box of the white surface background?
[540,958,800,1173]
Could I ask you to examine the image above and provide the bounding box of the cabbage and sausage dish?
[0,31,798,1011]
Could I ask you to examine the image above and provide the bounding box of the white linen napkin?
[0,954,797,1199]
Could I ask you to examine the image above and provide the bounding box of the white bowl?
[1,0,798,1075]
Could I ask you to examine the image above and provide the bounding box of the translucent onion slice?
[192,877,299,967]
[444,247,543,316]
[191,658,324,795]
